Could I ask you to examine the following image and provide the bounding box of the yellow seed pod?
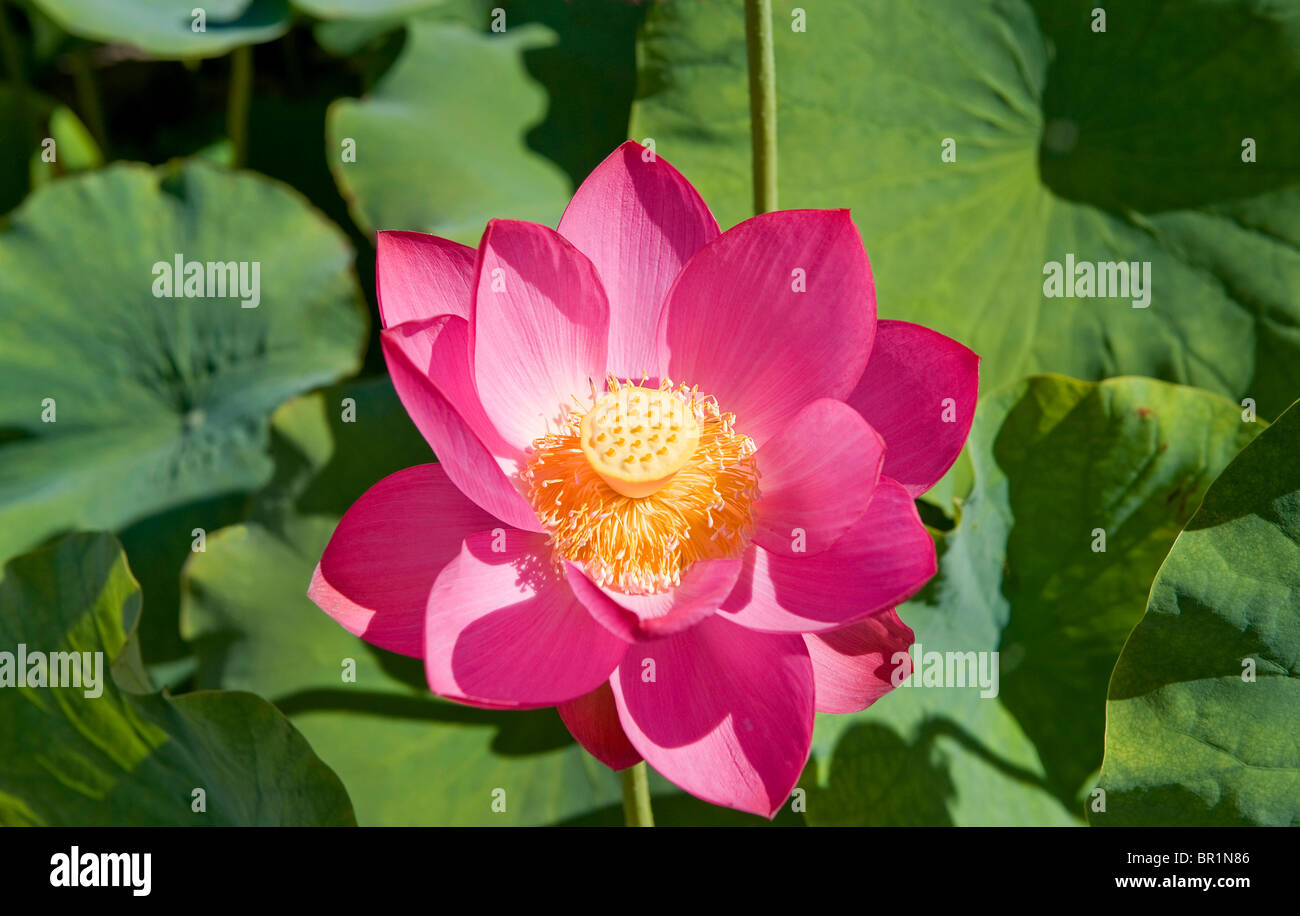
[579,386,701,498]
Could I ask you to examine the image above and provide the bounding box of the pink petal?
[376,230,474,327]
[308,463,498,657]
[558,141,719,378]
[557,681,642,771]
[719,477,936,634]
[804,610,915,714]
[657,209,875,447]
[471,219,610,453]
[610,615,814,819]
[563,557,742,640]
[425,529,630,708]
[753,398,885,557]
[846,319,979,498]
[382,316,541,532]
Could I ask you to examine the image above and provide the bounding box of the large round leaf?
[632,0,1300,419]
[0,161,367,570]
[1095,399,1300,826]
[326,19,571,242]
[28,0,290,58]
[805,375,1259,825]
[0,533,355,826]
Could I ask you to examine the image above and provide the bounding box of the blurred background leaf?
[326,20,571,242]
[1096,398,1300,826]
[33,102,102,171]
[0,533,355,826]
[806,375,1260,825]
[0,83,98,214]
[325,0,644,243]
[294,0,445,19]
[27,0,290,59]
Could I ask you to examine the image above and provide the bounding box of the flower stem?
[743,0,777,214]
[227,45,253,169]
[621,762,654,827]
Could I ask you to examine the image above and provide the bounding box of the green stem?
[621,762,654,827]
[227,45,253,169]
[743,0,777,214]
[69,47,108,154]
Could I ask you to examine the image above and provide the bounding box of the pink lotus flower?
[308,142,979,818]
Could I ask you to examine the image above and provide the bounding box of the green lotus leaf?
[1095,399,1300,826]
[632,0,1300,419]
[806,375,1259,825]
[0,160,367,596]
[0,532,355,826]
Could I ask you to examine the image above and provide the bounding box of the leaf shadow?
[272,687,576,757]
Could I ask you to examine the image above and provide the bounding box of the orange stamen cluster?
[523,377,759,595]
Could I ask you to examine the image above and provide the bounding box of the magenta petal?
[308,463,498,657]
[658,209,875,446]
[382,316,541,532]
[425,529,631,708]
[720,477,936,634]
[558,141,719,378]
[804,609,915,714]
[376,230,475,327]
[557,681,642,771]
[471,219,610,453]
[846,319,979,498]
[564,557,742,640]
[753,398,884,557]
[610,615,814,819]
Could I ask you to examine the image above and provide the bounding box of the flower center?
[523,377,759,595]
[578,386,701,498]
